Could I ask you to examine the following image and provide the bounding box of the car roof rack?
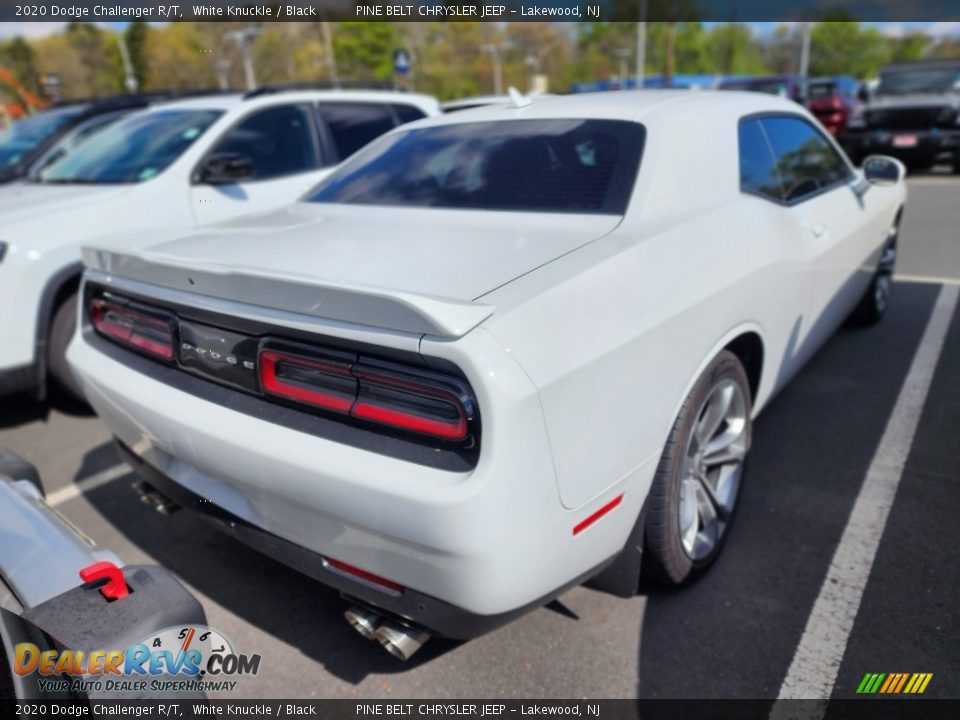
[243,81,404,99]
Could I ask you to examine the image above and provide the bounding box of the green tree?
[928,37,960,60]
[809,22,891,78]
[706,23,769,75]
[0,37,40,93]
[331,22,399,82]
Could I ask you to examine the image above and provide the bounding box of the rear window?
[308,119,644,215]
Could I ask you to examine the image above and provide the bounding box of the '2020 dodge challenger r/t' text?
[66,91,906,659]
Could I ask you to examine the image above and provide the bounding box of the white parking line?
[776,283,959,700]
[46,464,131,507]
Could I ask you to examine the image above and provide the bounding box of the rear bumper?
[115,439,611,639]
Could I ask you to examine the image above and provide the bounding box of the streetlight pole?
[224,27,262,91]
[483,42,511,95]
[635,0,647,89]
[615,48,630,89]
[117,34,138,93]
[799,22,812,78]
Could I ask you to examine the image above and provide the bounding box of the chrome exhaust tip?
[344,607,382,641]
[131,480,180,515]
[374,622,430,661]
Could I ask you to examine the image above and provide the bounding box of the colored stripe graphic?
[856,673,932,694]
[893,673,909,693]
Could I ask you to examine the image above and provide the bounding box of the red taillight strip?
[91,299,174,361]
[324,557,404,594]
[572,494,624,536]
[258,350,354,413]
[352,400,468,441]
[259,349,470,442]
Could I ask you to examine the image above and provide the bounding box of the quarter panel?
[482,198,814,509]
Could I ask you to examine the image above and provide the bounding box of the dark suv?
[843,60,960,172]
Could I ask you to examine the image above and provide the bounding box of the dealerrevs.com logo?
[14,625,261,694]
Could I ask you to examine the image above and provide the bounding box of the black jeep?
[843,60,960,173]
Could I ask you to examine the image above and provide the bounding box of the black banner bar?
[3,0,960,23]
[2,700,960,720]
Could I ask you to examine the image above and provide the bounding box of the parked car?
[843,59,960,172]
[67,91,905,660]
[0,88,439,401]
[718,75,807,103]
[806,75,863,137]
[0,94,163,185]
[0,449,206,700]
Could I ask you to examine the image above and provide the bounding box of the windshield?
[0,106,84,168]
[877,67,960,95]
[308,119,644,215]
[29,110,130,178]
[39,109,222,184]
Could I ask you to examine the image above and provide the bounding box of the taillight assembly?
[258,346,472,442]
[90,297,175,361]
[86,288,479,448]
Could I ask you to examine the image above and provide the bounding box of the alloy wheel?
[677,378,749,560]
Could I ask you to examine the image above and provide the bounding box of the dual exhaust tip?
[132,480,180,515]
[132,479,428,660]
[345,606,430,661]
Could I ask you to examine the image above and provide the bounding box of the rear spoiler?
[82,247,495,339]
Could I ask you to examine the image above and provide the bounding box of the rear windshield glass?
[308,119,645,215]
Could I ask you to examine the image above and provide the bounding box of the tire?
[47,292,84,402]
[952,152,960,175]
[849,215,899,327]
[644,350,752,586]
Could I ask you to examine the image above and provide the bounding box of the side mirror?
[857,85,870,104]
[863,155,903,185]
[194,152,254,185]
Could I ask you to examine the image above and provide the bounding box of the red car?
[806,76,863,137]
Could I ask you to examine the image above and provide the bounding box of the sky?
[0,20,959,41]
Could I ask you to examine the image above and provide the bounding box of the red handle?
[79,561,129,600]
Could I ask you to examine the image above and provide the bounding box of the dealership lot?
[1,174,957,699]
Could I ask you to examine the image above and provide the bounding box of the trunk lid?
[85,203,622,338]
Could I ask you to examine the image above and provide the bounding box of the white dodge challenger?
[67,91,906,660]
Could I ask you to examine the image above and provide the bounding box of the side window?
[392,103,427,125]
[738,119,782,201]
[759,116,851,202]
[317,103,395,161]
[210,104,318,181]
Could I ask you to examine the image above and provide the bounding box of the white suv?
[0,88,439,400]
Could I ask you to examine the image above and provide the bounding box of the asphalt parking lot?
[1,173,958,700]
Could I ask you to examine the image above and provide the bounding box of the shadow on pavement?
[75,440,123,481]
[0,391,94,429]
[636,283,941,698]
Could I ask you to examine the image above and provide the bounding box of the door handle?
[810,223,826,238]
